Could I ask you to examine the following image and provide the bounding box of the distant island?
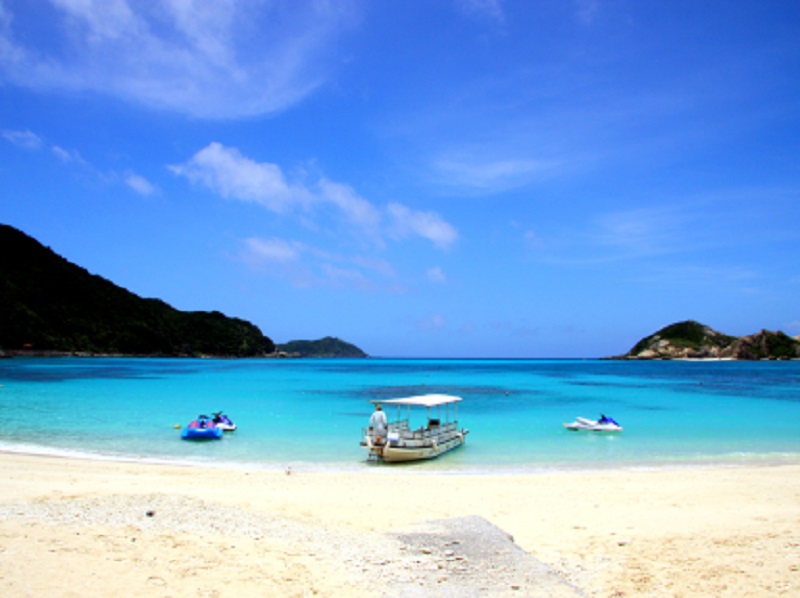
[0,224,366,359]
[614,320,800,360]
[277,337,368,358]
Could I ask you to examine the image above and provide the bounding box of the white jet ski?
[563,414,622,432]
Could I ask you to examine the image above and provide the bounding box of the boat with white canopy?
[362,394,469,463]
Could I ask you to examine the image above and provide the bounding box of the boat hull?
[366,430,468,462]
[181,426,223,440]
[563,417,622,432]
[380,432,466,462]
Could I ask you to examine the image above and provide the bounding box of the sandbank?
[1,452,798,596]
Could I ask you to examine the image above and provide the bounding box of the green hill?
[618,320,800,360]
[277,336,367,358]
[0,224,275,357]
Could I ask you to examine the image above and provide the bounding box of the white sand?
[1,453,799,596]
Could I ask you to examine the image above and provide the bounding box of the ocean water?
[0,357,798,473]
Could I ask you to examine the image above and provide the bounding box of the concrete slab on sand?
[388,515,584,597]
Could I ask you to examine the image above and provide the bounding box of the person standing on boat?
[369,404,388,443]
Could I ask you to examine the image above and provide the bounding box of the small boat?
[212,411,236,431]
[563,414,622,432]
[181,415,223,440]
[362,394,469,463]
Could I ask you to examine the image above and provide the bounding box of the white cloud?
[51,144,87,165]
[317,178,382,233]
[51,145,71,161]
[173,142,459,250]
[169,142,304,213]
[124,173,156,196]
[0,0,361,119]
[2,128,43,149]
[388,202,458,249]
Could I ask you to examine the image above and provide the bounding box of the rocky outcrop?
[728,330,800,360]
[616,320,800,360]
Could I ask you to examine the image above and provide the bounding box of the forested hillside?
[0,224,275,357]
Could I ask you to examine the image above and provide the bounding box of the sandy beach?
[1,453,798,597]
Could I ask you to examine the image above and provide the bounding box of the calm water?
[0,357,798,473]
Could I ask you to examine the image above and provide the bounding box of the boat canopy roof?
[377,394,462,408]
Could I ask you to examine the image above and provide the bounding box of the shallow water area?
[1,357,799,473]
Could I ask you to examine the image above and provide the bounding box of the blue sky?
[1,0,798,358]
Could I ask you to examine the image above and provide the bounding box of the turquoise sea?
[1,357,799,473]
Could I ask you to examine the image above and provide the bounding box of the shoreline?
[1,452,798,596]
[5,351,799,360]
[3,442,800,476]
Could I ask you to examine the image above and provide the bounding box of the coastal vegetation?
[0,224,275,357]
[277,337,368,358]
[618,320,800,360]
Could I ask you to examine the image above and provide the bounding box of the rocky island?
[615,320,800,360]
[276,337,368,358]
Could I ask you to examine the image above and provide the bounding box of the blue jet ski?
[182,414,223,440]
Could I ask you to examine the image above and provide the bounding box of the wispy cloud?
[5,127,90,168]
[520,203,703,267]
[171,142,458,291]
[240,236,401,291]
[172,142,458,250]
[2,128,43,149]
[242,237,301,265]
[320,263,372,289]
[525,189,794,271]
[591,206,691,258]
[125,173,156,196]
[0,0,361,119]
[317,179,382,235]
[432,153,559,192]
[4,127,157,196]
[387,203,458,249]
[51,145,87,165]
